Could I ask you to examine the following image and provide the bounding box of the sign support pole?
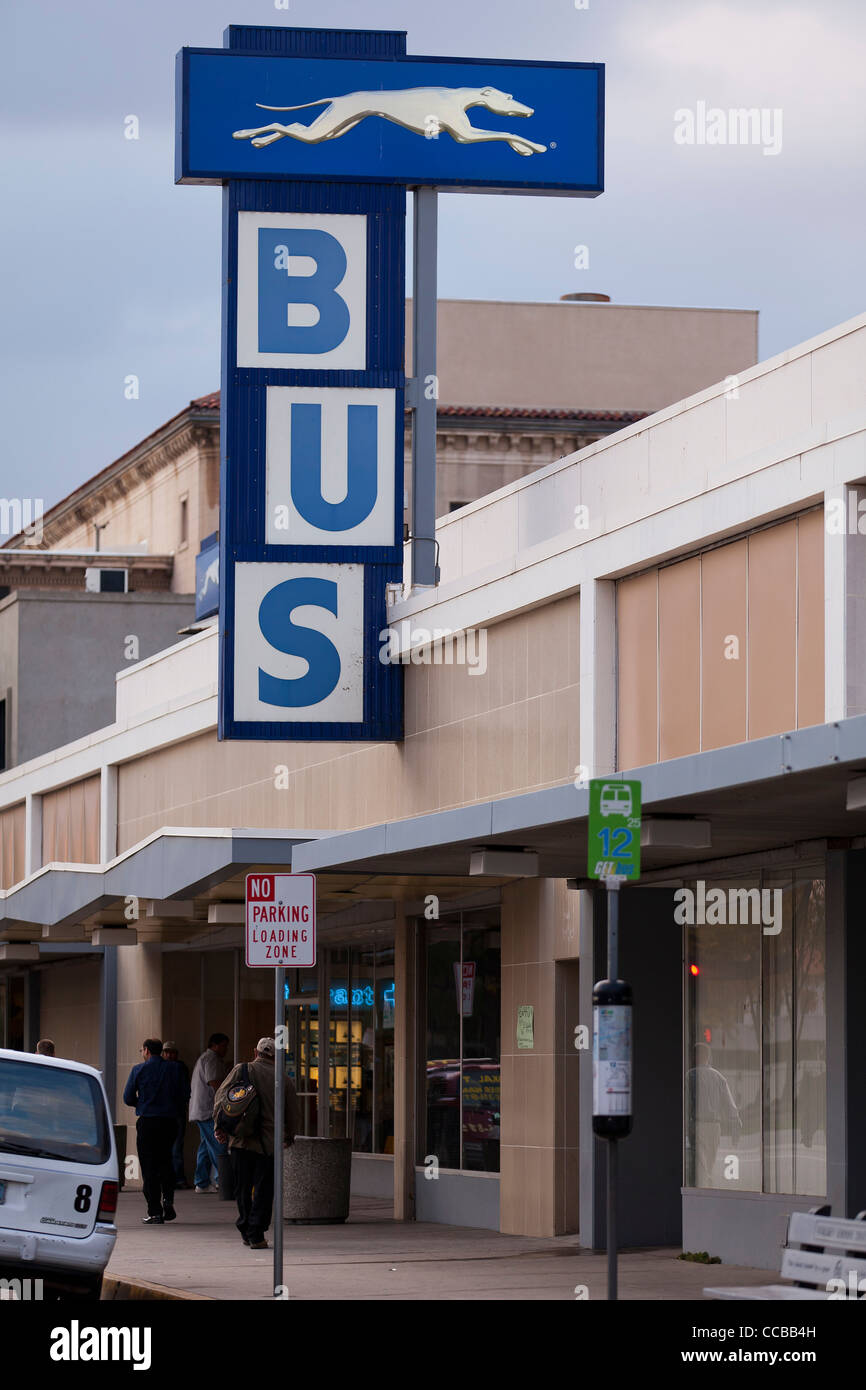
[274,965,285,1298]
[410,186,438,589]
[606,877,620,1303]
[588,780,638,1303]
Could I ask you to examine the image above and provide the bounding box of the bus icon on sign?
[599,784,632,818]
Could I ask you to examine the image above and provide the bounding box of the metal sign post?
[587,778,640,1301]
[410,187,438,588]
[274,965,285,1299]
[244,872,316,1298]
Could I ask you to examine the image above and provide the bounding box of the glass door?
[283,968,320,1137]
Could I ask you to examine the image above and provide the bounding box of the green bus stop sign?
[587,779,642,881]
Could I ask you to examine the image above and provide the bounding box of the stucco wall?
[57,441,218,597]
[417,300,758,413]
[117,594,580,850]
[13,592,195,767]
[616,511,825,769]
[39,957,101,1067]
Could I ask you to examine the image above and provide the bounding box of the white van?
[0,1048,118,1299]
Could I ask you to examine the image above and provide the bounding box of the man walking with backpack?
[213,1037,298,1249]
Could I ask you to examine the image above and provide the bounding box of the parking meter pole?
[607,1133,618,1301]
[607,877,619,979]
[274,966,285,1298]
[589,782,638,1304]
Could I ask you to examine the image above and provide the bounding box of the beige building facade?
[10,299,865,1268]
[8,298,757,579]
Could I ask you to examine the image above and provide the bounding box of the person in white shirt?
[189,1033,230,1191]
[686,1043,742,1187]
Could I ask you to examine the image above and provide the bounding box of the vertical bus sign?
[176,25,604,745]
[587,779,642,881]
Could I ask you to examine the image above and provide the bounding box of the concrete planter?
[282,1137,352,1224]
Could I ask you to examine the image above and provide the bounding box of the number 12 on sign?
[587,779,641,881]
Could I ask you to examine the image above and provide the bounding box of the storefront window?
[284,967,319,1138]
[425,910,501,1173]
[325,944,395,1153]
[684,869,826,1195]
[426,924,461,1170]
[327,948,351,1139]
[351,943,395,1154]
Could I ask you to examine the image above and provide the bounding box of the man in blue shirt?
[123,1038,187,1225]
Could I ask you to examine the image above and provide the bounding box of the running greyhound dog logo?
[232,86,547,157]
[198,557,218,604]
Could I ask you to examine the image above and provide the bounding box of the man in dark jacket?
[213,1037,298,1249]
[163,1042,191,1188]
[123,1038,187,1225]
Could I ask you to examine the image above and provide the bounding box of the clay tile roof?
[435,405,647,422]
[191,391,645,425]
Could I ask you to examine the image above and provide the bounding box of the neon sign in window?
[332,985,374,1008]
[284,980,395,1008]
[330,983,395,1008]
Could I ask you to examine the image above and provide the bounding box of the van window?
[0,1060,110,1165]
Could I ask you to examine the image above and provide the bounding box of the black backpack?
[215,1063,261,1140]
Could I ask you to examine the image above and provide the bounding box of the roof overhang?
[0,826,502,948]
[7,716,866,952]
[0,828,321,942]
[290,716,866,882]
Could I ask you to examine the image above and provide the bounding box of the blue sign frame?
[178,25,604,744]
[176,33,603,196]
[218,174,405,742]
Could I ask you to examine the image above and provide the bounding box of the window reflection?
[425,911,500,1173]
[324,944,395,1153]
[684,870,826,1195]
[352,944,395,1155]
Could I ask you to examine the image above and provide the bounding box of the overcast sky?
[3,0,865,511]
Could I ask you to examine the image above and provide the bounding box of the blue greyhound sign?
[177,26,603,742]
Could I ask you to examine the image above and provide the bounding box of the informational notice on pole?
[587,778,641,880]
[593,1004,632,1116]
[245,872,316,967]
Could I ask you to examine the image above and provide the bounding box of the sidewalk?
[106,1191,777,1300]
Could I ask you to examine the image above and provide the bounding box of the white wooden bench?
[704,1208,866,1300]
